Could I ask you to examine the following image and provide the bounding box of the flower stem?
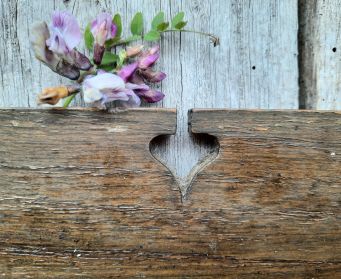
[77,66,97,83]
[110,29,219,48]
[162,29,219,45]
[63,94,76,108]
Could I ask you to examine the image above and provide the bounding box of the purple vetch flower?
[30,22,79,80]
[115,45,166,103]
[115,46,167,84]
[138,45,160,69]
[46,11,82,55]
[82,72,141,108]
[117,62,138,82]
[117,67,164,103]
[91,13,117,65]
[30,11,92,80]
[46,11,91,71]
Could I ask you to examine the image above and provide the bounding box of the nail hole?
[252,66,256,70]
[332,47,337,52]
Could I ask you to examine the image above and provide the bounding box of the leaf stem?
[109,29,219,48]
[163,29,215,39]
[63,94,76,108]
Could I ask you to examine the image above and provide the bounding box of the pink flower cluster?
[31,11,166,107]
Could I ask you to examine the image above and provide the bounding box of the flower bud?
[93,43,105,65]
[126,45,144,57]
[37,85,80,105]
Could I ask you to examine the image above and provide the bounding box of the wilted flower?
[82,72,141,108]
[30,11,91,80]
[91,13,117,65]
[37,85,80,105]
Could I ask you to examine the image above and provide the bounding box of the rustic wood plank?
[0,0,299,183]
[299,0,341,109]
[1,108,340,278]
[153,0,299,184]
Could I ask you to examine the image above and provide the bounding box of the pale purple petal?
[91,12,116,46]
[123,90,141,107]
[47,11,81,54]
[125,82,149,91]
[117,62,138,82]
[83,88,105,103]
[83,73,125,91]
[129,72,145,84]
[136,89,165,103]
[105,89,141,107]
[104,90,130,102]
[30,21,80,80]
[138,53,159,69]
[81,72,143,107]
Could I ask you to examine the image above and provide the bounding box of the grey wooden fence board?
[299,0,341,110]
[0,0,298,182]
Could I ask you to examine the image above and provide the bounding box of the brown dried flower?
[37,85,80,105]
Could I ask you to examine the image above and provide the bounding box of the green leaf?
[84,24,94,50]
[105,37,121,48]
[144,30,161,41]
[175,21,187,30]
[171,11,185,28]
[113,13,122,38]
[130,12,143,35]
[157,22,169,32]
[117,50,127,68]
[152,12,164,30]
[97,64,116,72]
[101,52,119,65]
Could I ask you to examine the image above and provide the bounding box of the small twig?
[162,29,220,46]
[108,29,220,48]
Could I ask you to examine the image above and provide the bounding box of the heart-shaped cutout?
[150,132,219,201]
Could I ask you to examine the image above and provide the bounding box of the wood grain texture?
[1,108,340,278]
[299,0,341,109]
[0,0,299,181]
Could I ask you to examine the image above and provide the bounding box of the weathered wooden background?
[0,0,340,181]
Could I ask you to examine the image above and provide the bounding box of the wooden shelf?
[0,108,340,278]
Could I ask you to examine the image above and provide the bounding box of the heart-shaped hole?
[150,132,219,201]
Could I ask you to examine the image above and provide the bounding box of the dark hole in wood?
[149,133,219,200]
[252,66,256,70]
[332,47,337,52]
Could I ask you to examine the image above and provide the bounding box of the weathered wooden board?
[299,0,341,109]
[0,0,299,181]
[0,109,340,278]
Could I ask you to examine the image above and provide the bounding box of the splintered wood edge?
[0,107,177,113]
